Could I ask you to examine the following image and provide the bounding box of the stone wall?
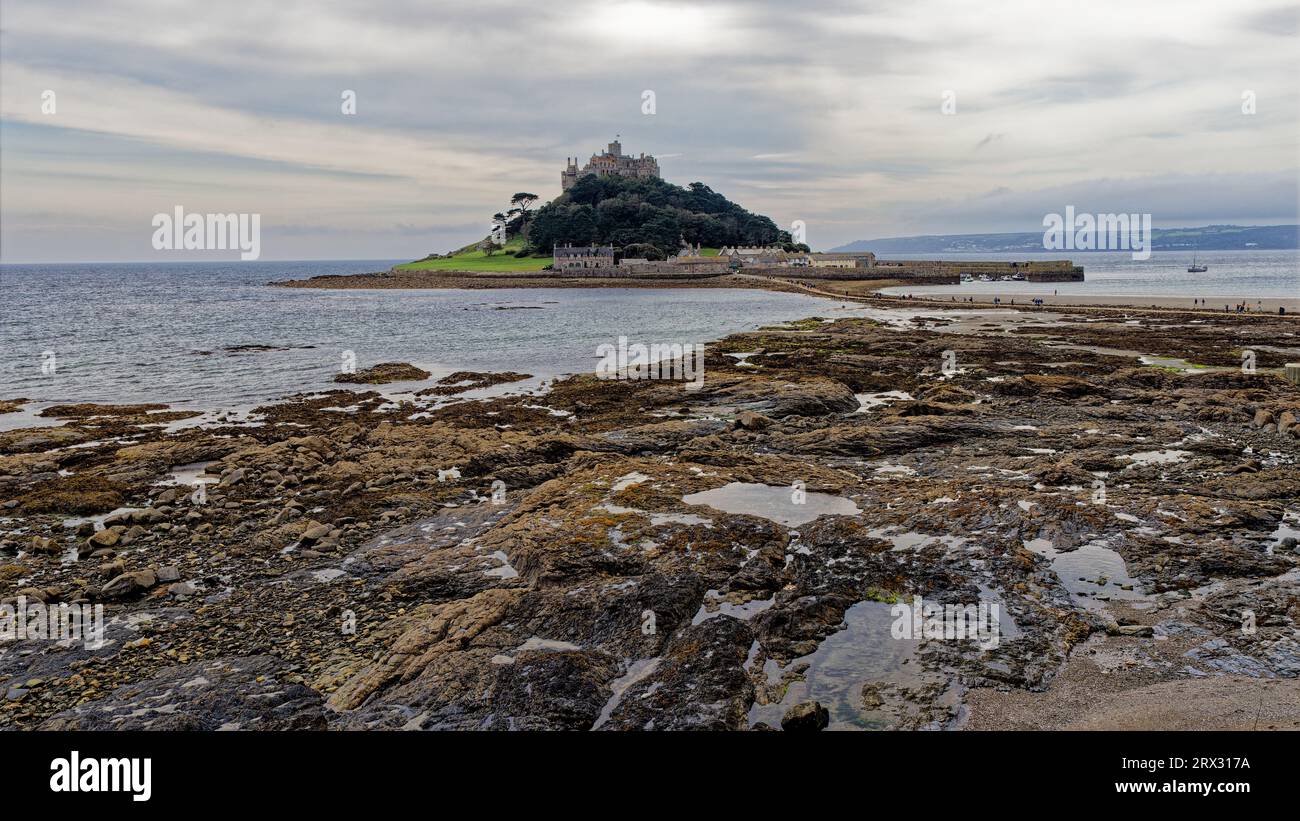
[843,259,1084,283]
[1024,268,1086,282]
[873,259,1083,281]
[623,261,731,275]
[745,266,959,283]
[468,266,728,280]
[557,266,729,279]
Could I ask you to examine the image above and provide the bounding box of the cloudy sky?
[1,0,1297,262]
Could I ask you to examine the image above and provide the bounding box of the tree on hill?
[508,193,538,235]
[618,243,666,261]
[524,175,781,258]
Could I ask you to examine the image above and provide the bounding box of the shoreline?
[272,270,808,293]
[873,285,1300,314]
[271,269,1300,317]
[2,299,1298,731]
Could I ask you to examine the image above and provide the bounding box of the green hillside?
[398,174,792,272]
[396,237,551,272]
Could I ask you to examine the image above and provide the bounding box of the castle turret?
[561,157,580,191]
[562,139,658,191]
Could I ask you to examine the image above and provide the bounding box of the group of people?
[1184,297,1285,314]
[942,295,1049,307]
[897,292,1286,316]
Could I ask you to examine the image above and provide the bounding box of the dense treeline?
[523,175,786,255]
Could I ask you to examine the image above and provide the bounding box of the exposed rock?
[87,528,121,548]
[300,522,332,543]
[99,568,157,599]
[781,701,830,731]
[155,565,181,583]
[40,657,326,730]
[1,300,1298,734]
[735,410,774,430]
[334,362,432,385]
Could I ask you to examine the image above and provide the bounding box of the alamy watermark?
[1043,206,1151,260]
[151,206,261,260]
[890,595,1001,650]
[50,751,151,802]
[1,596,105,650]
[596,337,705,390]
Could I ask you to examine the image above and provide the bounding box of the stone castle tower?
[561,138,661,191]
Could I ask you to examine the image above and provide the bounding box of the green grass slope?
[396,236,552,272]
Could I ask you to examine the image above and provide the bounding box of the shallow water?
[682,482,860,527]
[1122,449,1191,467]
[855,390,912,412]
[0,260,856,410]
[1269,511,1300,553]
[592,658,662,730]
[877,249,1300,299]
[692,590,776,625]
[1024,537,1146,611]
[747,600,943,730]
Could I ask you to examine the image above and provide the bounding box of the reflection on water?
[879,250,1300,299]
[0,262,859,409]
[748,601,950,730]
[682,482,860,527]
[1024,537,1147,611]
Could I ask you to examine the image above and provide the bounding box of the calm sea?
[877,249,1299,298]
[0,260,852,412]
[3,252,1295,415]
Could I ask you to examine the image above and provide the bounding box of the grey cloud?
[1242,3,1300,35]
[899,170,1300,234]
[1,0,1297,259]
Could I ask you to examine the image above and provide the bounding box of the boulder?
[155,565,181,583]
[87,528,121,548]
[334,362,431,385]
[300,522,332,543]
[735,410,774,431]
[781,701,830,731]
[218,468,246,488]
[99,569,158,600]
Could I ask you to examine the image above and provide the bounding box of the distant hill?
[831,224,1299,254]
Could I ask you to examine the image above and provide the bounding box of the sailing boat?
[1187,253,1207,273]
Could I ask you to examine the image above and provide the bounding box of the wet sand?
[274,270,1299,316]
[874,287,1300,314]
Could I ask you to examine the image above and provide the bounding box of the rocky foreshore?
[2,303,1298,730]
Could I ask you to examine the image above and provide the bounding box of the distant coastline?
[833,224,1300,254]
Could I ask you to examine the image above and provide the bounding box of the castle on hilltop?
[561,138,660,191]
